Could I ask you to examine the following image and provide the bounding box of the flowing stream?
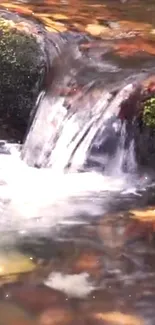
[0,65,150,238]
[0,34,152,241]
[1,1,155,325]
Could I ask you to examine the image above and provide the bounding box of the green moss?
[0,17,45,139]
[143,97,155,128]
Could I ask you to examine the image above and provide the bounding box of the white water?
[0,82,149,240]
[0,145,132,236]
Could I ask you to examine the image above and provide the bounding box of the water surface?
[0,1,155,325]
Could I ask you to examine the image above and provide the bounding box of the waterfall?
[0,79,141,239]
[0,46,148,239]
[22,82,137,174]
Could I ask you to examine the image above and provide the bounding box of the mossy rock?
[0,13,47,141]
[142,96,155,127]
[130,83,155,168]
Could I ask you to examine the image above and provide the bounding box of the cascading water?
[0,45,150,240]
[21,81,136,173]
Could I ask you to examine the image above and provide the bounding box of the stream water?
[0,1,155,325]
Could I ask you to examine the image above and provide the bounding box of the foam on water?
[0,143,137,238]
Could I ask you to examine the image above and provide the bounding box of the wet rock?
[134,127,155,168]
[133,78,155,168]
[117,75,155,168]
[0,10,66,142]
[142,97,155,127]
[0,10,47,141]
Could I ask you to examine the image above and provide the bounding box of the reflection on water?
[2,203,155,325]
[0,1,155,325]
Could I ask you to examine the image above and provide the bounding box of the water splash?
[0,144,134,241]
[0,80,142,239]
[0,48,149,240]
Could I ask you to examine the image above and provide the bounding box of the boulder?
[118,76,155,169]
[0,11,46,141]
[0,10,65,142]
[132,78,155,168]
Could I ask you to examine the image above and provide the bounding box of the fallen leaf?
[130,208,155,222]
[93,311,144,325]
[85,23,110,36]
[0,251,36,277]
[52,14,69,20]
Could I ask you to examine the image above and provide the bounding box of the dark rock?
[133,78,155,168]
[0,11,46,141]
[134,123,155,168]
[117,76,155,169]
[0,10,65,142]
